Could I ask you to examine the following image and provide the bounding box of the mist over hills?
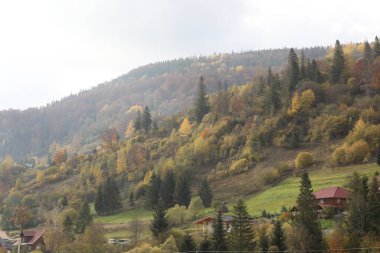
[0,47,327,160]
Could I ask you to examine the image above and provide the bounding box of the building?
[194,215,234,239]
[15,229,45,251]
[313,186,350,213]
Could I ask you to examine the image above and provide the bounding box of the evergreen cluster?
[94,177,122,216]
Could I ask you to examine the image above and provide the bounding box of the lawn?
[95,208,153,224]
[244,162,379,216]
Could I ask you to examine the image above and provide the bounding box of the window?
[319,199,324,204]
[337,198,340,203]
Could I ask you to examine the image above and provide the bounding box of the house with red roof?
[313,186,350,213]
[17,229,45,251]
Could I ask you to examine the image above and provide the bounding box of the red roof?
[314,187,350,199]
[22,229,45,245]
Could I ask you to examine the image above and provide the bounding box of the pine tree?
[148,173,162,208]
[94,185,104,215]
[258,229,269,253]
[194,75,210,123]
[310,60,323,83]
[374,36,380,58]
[228,199,255,252]
[109,177,122,213]
[294,172,325,251]
[330,40,345,84]
[179,233,197,253]
[264,68,281,114]
[300,50,307,80]
[198,178,213,208]
[129,191,135,208]
[134,111,142,131]
[287,49,300,92]
[363,41,372,64]
[76,201,92,233]
[161,170,176,208]
[271,220,286,252]
[376,144,380,166]
[199,238,212,253]
[150,205,169,239]
[211,211,228,252]
[368,175,380,235]
[142,106,152,133]
[175,174,191,207]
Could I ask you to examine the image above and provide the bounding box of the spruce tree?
[258,230,269,253]
[300,50,307,80]
[198,178,213,208]
[161,170,176,208]
[179,233,197,253]
[110,178,122,213]
[271,220,286,252]
[142,106,152,133]
[175,174,191,207]
[94,185,104,215]
[368,175,380,235]
[294,172,325,251]
[148,173,162,208]
[363,41,372,64]
[199,238,212,253]
[374,36,380,58]
[330,40,345,84]
[194,75,210,123]
[264,68,281,114]
[150,205,169,239]
[310,60,323,83]
[211,211,228,252]
[228,199,255,252]
[376,144,380,166]
[287,48,300,92]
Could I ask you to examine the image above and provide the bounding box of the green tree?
[150,205,169,239]
[148,173,162,208]
[330,40,345,84]
[76,201,92,233]
[161,170,176,208]
[188,196,204,219]
[287,48,300,92]
[94,185,104,215]
[374,36,380,58]
[199,238,212,253]
[376,143,380,166]
[179,233,197,253]
[294,172,325,251]
[134,111,142,131]
[63,215,73,236]
[194,75,210,123]
[258,229,269,253]
[211,211,228,252]
[228,199,255,252]
[309,60,323,83]
[368,175,380,235]
[264,68,281,114]
[271,220,286,252]
[129,191,135,208]
[198,178,213,208]
[300,50,307,80]
[175,174,191,207]
[142,106,152,133]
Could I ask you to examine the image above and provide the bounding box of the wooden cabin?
[18,229,45,251]
[194,215,234,239]
[313,186,350,213]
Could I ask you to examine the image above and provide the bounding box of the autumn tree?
[142,106,152,133]
[11,206,32,230]
[258,229,269,253]
[271,221,286,252]
[124,121,135,139]
[100,127,119,152]
[194,75,210,123]
[330,40,345,84]
[179,118,192,136]
[188,196,204,219]
[116,150,127,173]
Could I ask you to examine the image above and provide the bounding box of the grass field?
[95,208,153,224]
[244,162,380,216]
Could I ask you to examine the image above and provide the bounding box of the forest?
[0,37,380,252]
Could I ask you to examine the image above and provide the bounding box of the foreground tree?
[150,205,169,240]
[194,75,210,123]
[293,172,325,251]
[179,233,197,253]
[228,199,255,252]
[76,201,92,233]
[142,106,152,133]
[271,220,286,252]
[211,211,228,252]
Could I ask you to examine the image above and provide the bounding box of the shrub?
[295,152,314,170]
[332,147,346,165]
[228,158,249,175]
[345,140,370,163]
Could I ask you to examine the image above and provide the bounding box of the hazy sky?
[0,0,379,110]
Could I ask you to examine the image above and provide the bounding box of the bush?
[332,147,346,165]
[295,152,314,170]
[228,158,249,175]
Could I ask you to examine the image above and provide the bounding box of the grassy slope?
[95,208,153,224]
[245,162,379,216]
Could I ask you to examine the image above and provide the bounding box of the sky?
[0,0,379,110]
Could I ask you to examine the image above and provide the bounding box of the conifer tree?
[151,118,159,134]
[228,199,255,252]
[134,111,142,131]
[148,173,162,208]
[150,205,169,239]
[76,201,92,233]
[310,60,323,83]
[94,185,104,215]
[161,170,176,208]
[300,50,307,80]
[258,230,269,253]
[264,68,281,114]
[63,215,73,235]
[271,220,286,252]
[374,36,380,58]
[294,172,325,251]
[198,178,213,208]
[363,41,372,64]
[368,175,380,235]
[175,174,191,207]
[194,75,210,123]
[129,191,135,208]
[142,106,152,133]
[199,238,212,253]
[179,233,197,253]
[211,211,228,252]
[377,144,380,166]
[287,49,300,92]
[330,40,345,84]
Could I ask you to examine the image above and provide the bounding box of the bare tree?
[129,218,144,247]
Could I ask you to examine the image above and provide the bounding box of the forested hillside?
[0,47,327,160]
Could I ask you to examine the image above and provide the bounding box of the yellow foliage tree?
[288,89,315,116]
[178,118,192,136]
[1,155,15,169]
[116,150,127,173]
[125,121,135,139]
[36,171,45,185]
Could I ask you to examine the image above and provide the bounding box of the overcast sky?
[0,0,379,110]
